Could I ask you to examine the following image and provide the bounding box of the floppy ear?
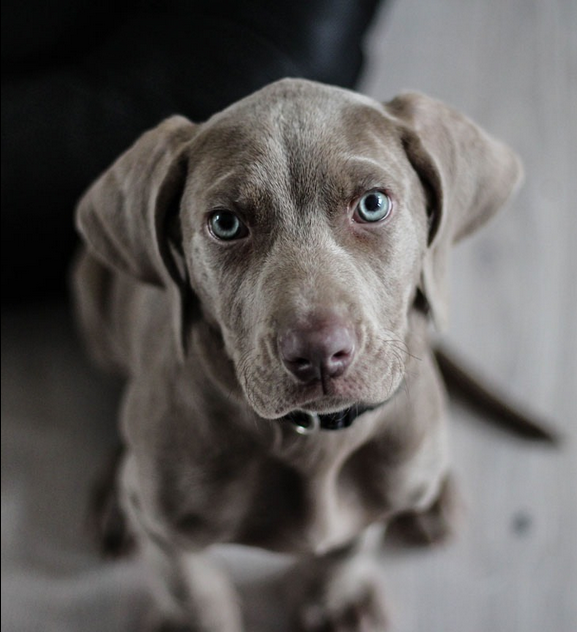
[385,93,523,329]
[75,115,197,360]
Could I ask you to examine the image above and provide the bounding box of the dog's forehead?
[185,80,404,214]
[208,78,383,131]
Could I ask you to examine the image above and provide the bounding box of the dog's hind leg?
[89,443,136,558]
[385,472,462,548]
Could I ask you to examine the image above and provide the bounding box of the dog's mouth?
[277,378,401,433]
[239,332,408,421]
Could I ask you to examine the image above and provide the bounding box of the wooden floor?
[360,1,576,630]
[2,1,575,631]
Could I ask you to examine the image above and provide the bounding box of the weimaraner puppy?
[73,78,523,631]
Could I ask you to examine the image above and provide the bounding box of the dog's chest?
[230,458,360,553]
[165,433,397,555]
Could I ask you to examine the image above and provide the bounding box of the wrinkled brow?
[339,158,397,195]
[199,154,395,218]
[202,171,280,216]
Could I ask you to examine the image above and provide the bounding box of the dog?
[73,78,525,631]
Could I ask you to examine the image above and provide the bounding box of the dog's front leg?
[283,528,389,632]
[120,457,243,632]
[140,541,243,632]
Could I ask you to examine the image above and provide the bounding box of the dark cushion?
[2,0,383,302]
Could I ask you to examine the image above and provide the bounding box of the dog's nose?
[279,320,356,383]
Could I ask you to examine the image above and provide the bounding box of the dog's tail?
[434,346,561,445]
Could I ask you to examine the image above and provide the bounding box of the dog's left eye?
[354,191,392,223]
[209,210,248,241]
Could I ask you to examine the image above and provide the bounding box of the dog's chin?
[244,374,403,420]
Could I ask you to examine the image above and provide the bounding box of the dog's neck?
[283,403,382,434]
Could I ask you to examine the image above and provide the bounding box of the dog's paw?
[153,622,196,632]
[295,561,389,632]
[298,591,388,632]
[149,614,242,632]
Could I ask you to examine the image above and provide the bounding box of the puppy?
[73,78,522,631]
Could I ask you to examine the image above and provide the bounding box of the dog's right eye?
[208,210,248,241]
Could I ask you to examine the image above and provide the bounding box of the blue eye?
[355,191,392,223]
[209,210,248,240]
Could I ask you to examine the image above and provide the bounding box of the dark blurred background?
[1,0,383,303]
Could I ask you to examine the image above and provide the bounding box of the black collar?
[284,403,379,434]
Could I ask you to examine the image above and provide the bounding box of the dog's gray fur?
[73,79,522,631]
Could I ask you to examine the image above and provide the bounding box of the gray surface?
[2,0,576,630]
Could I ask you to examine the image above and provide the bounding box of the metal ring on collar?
[291,411,321,435]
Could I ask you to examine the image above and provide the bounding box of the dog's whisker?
[381,338,422,363]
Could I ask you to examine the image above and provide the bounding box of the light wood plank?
[361,1,577,630]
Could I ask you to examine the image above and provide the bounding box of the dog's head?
[77,79,522,419]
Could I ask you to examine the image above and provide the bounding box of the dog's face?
[77,79,522,419]
[180,84,428,417]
